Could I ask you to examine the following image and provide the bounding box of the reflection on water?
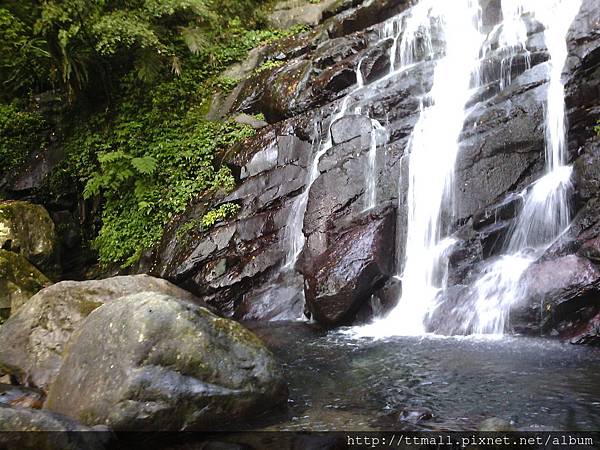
[248,322,600,432]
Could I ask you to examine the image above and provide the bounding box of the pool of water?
[247,322,600,432]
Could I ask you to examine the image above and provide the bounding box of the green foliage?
[2,0,310,267]
[256,59,285,74]
[0,104,47,174]
[201,203,241,229]
[0,0,275,97]
[52,62,258,265]
[215,76,239,93]
[74,107,254,265]
[595,120,600,136]
[175,217,202,240]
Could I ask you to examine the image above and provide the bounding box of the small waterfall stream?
[357,0,487,337]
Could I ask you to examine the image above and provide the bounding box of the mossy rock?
[45,293,287,431]
[0,201,59,277]
[0,275,204,391]
[0,249,51,320]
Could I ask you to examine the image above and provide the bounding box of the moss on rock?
[0,249,51,320]
[45,293,287,431]
[0,201,59,277]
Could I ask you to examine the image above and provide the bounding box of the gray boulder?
[0,404,110,450]
[511,255,600,334]
[0,275,203,390]
[45,293,287,431]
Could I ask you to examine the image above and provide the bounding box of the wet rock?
[354,277,401,324]
[394,407,433,424]
[330,114,372,145]
[152,126,315,318]
[511,255,600,335]
[0,384,45,409]
[0,249,51,319]
[456,68,548,222]
[0,404,111,449]
[568,312,600,345]
[0,275,203,390]
[45,293,287,431]
[304,210,395,326]
[573,139,600,202]
[0,201,59,276]
[234,113,269,130]
[235,271,305,321]
[325,0,411,38]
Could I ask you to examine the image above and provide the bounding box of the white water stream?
[355,0,581,337]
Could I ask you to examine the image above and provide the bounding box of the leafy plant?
[201,203,241,229]
[0,104,47,175]
[256,59,285,74]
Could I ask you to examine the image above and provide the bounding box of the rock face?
[304,208,395,325]
[512,256,600,334]
[0,404,110,450]
[0,201,58,276]
[0,249,51,319]
[45,293,287,431]
[143,0,600,340]
[0,275,203,390]
[267,0,342,29]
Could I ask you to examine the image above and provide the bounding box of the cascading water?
[282,20,408,272]
[466,0,582,334]
[283,97,352,271]
[357,0,487,337]
[495,0,531,90]
[280,63,371,319]
[353,0,582,337]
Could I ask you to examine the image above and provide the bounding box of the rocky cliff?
[137,0,600,343]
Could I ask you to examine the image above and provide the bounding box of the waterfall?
[358,0,486,337]
[352,0,582,338]
[283,97,352,270]
[281,64,370,319]
[468,0,582,334]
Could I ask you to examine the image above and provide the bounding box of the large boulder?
[45,293,287,431]
[0,201,58,276]
[304,210,395,325]
[0,404,110,450]
[0,249,51,320]
[0,275,203,390]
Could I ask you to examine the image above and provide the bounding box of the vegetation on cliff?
[0,0,295,266]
